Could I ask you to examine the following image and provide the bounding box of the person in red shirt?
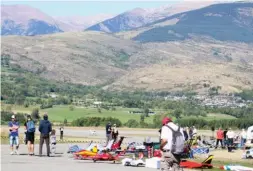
[215,128,224,149]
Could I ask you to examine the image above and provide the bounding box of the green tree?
[69,105,74,111]
[5,105,12,112]
[98,108,102,113]
[24,101,29,108]
[144,107,149,117]
[124,119,139,128]
[64,118,68,125]
[140,114,145,123]
[31,108,40,121]
[173,109,183,119]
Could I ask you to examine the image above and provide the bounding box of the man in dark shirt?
[223,128,228,147]
[39,114,52,157]
[105,122,112,145]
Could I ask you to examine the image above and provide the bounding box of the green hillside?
[134,3,253,43]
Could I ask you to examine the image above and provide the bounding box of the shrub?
[1,111,26,124]
[124,119,139,128]
[71,117,122,127]
[69,105,74,111]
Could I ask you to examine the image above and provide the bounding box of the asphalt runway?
[1,144,156,171]
[2,126,160,144]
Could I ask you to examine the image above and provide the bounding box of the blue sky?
[1,1,180,16]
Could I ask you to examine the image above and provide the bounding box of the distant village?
[165,94,253,108]
[48,92,253,109]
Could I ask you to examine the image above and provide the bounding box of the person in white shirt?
[160,117,185,171]
[192,126,197,135]
[226,128,235,152]
[50,129,57,154]
[240,129,247,148]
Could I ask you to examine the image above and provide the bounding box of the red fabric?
[162,117,172,125]
[216,130,224,139]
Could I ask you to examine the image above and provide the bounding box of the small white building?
[93,101,102,105]
[49,93,58,98]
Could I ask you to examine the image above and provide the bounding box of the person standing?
[8,115,20,155]
[112,124,119,143]
[240,129,247,148]
[215,128,224,149]
[50,129,57,155]
[105,122,112,145]
[39,114,52,157]
[189,127,193,139]
[183,127,189,141]
[60,126,64,140]
[160,117,185,171]
[223,128,228,147]
[24,115,36,155]
[226,128,235,152]
[192,126,197,136]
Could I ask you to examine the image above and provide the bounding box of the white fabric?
[193,128,197,134]
[227,131,235,139]
[241,131,247,139]
[160,122,184,150]
[247,126,253,140]
[145,157,161,169]
[105,140,114,149]
[50,135,57,144]
[112,126,118,133]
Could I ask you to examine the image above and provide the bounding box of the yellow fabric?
[92,146,98,153]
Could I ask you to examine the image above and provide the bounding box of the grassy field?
[2,104,156,123]
[184,113,236,121]
[2,104,236,124]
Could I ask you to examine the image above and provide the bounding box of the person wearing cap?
[160,117,184,171]
[39,114,52,157]
[226,128,235,152]
[105,122,112,145]
[24,115,36,155]
[8,115,20,155]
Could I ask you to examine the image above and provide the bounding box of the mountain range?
[1,1,253,94]
[1,1,218,35]
[1,5,114,35]
[85,1,217,33]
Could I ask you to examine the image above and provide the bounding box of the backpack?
[27,120,35,133]
[165,125,185,154]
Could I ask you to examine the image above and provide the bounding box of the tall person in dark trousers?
[39,114,52,157]
[60,126,64,140]
[105,122,112,145]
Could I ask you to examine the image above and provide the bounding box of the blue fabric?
[8,121,19,137]
[39,119,52,135]
[106,124,111,134]
[27,120,35,133]
[69,145,81,153]
[9,135,19,146]
[191,147,209,154]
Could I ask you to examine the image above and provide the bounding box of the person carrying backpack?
[25,115,36,155]
[160,117,185,171]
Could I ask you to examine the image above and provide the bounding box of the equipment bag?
[27,121,35,133]
[165,125,185,154]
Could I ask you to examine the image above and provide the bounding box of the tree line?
[2,109,252,129]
